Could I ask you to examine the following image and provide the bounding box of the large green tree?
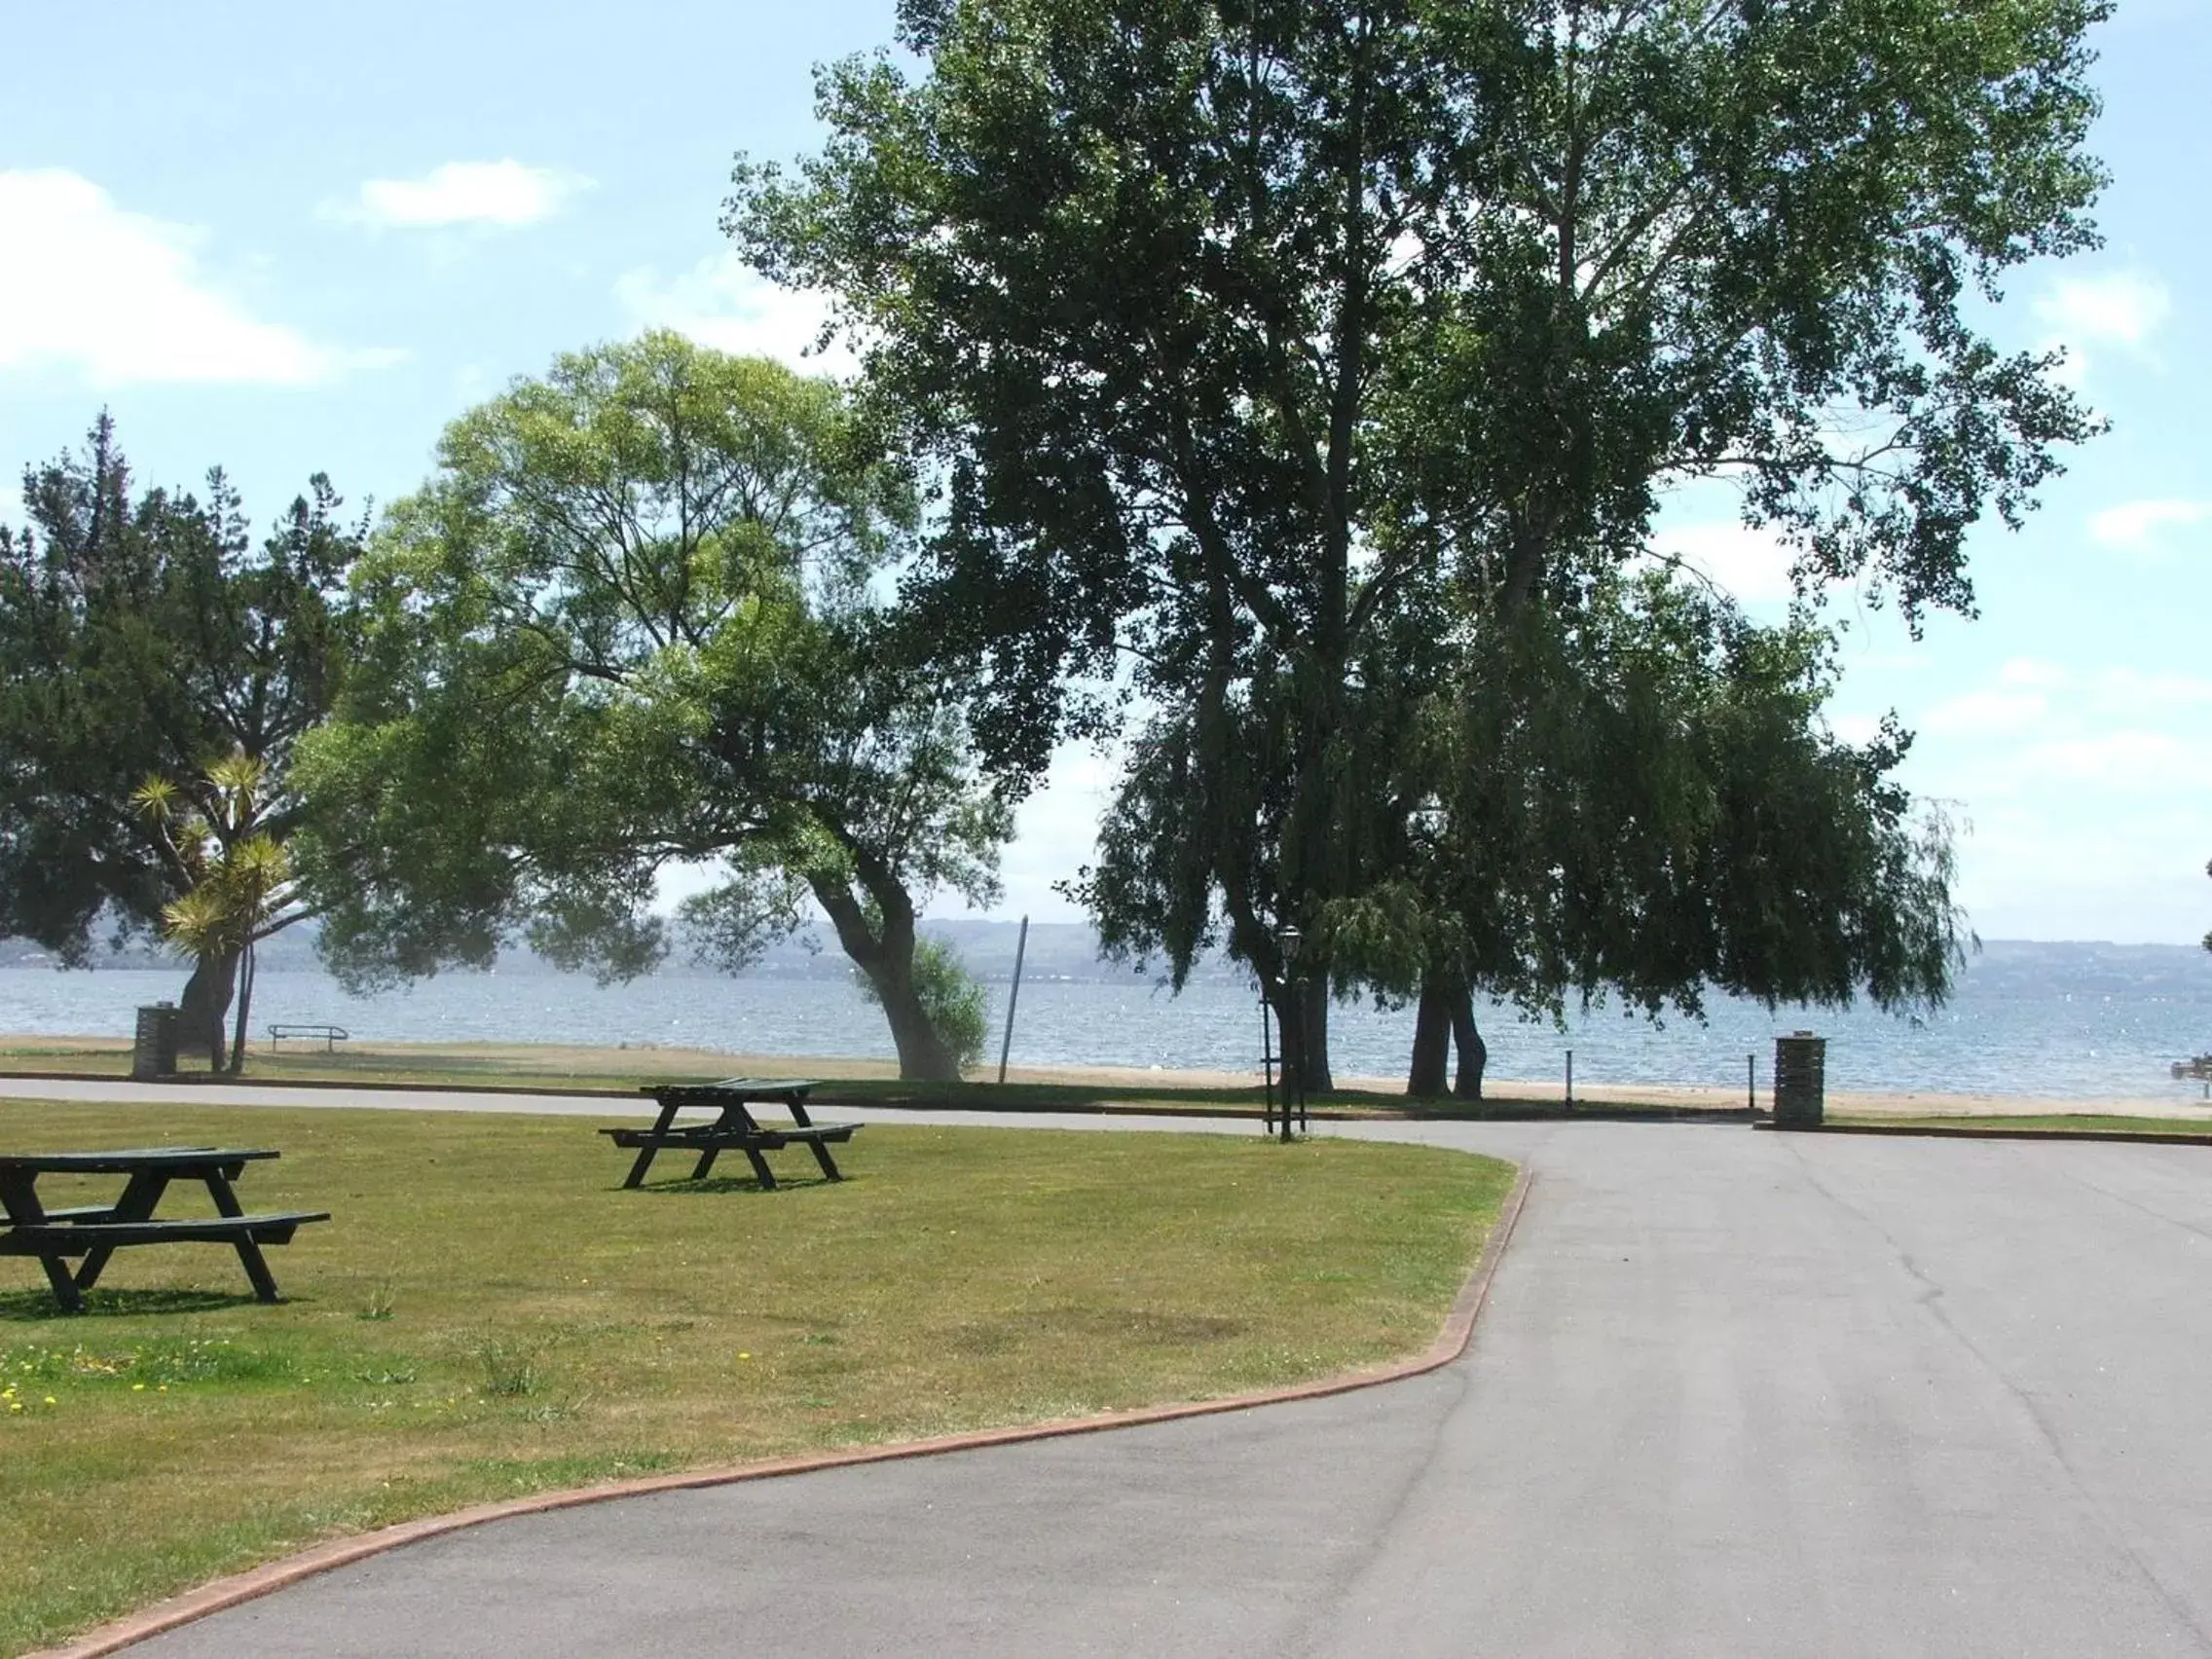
[0,418,361,1066]
[293,332,1011,1081]
[1339,576,1960,1095]
[730,0,2107,1088]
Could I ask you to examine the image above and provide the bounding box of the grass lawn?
[0,1039,1728,1118]
[0,1099,1512,1656]
[1832,1114,2212,1140]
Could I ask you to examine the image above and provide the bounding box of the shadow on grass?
[624,1172,850,1197]
[0,1285,267,1321]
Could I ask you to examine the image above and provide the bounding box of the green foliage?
[854,936,990,1071]
[294,332,1013,1080]
[1324,574,1965,1022]
[135,755,297,962]
[0,416,362,1062]
[730,0,2107,1076]
[0,420,357,957]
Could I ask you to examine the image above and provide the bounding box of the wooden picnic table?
[0,1147,328,1314]
[602,1078,861,1191]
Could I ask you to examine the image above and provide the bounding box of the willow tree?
[0,419,361,1065]
[730,0,2108,1089]
[1329,574,1962,1096]
[293,332,1010,1081]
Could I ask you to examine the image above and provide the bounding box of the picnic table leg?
[805,1140,844,1182]
[39,1253,85,1313]
[1,1173,84,1313]
[203,1172,284,1304]
[74,1169,168,1292]
[625,1101,683,1189]
[741,1147,779,1190]
[689,1104,753,1182]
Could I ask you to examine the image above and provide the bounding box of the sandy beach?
[5,1031,2209,1121]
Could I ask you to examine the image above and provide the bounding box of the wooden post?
[1566,1049,1573,1106]
[995,915,1030,1086]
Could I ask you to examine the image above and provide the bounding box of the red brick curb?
[33,1163,1532,1659]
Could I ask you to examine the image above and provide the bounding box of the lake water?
[6,940,2212,1103]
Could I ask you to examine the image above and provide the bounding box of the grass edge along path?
[0,1100,1515,1658]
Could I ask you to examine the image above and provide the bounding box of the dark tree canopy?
[0,417,363,1063]
[730,0,2107,1086]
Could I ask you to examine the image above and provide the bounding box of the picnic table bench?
[602,1079,859,1191]
[269,1022,350,1052]
[0,1147,328,1314]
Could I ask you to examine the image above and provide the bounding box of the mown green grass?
[0,1040,1728,1117]
[0,1099,1511,1656]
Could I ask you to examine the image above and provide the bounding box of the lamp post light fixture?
[1275,924,1306,1140]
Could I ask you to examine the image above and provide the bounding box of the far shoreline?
[4,1031,2210,1122]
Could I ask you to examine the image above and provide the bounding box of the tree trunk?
[226,940,256,1075]
[1272,973,1334,1097]
[178,947,238,1071]
[1304,976,1333,1093]
[861,950,963,1082]
[813,872,964,1084]
[1407,979,1453,1097]
[1450,988,1487,1101]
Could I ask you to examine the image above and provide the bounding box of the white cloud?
[1645,521,1796,605]
[0,169,392,387]
[2090,669,2212,719]
[2032,270,2171,383]
[2087,498,2212,555]
[1997,657,2071,689]
[2035,271,2171,347]
[989,740,1122,921]
[1892,647,2212,941]
[1919,689,2051,741]
[1948,808,2212,944]
[334,160,589,229]
[2018,729,2201,793]
[614,254,855,375]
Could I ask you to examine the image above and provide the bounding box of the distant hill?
[8,923,2205,996]
[0,915,1243,986]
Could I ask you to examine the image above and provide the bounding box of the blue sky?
[3,0,2207,944]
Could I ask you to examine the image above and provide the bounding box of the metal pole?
[1748,1052,1755,1112]
[1260,984,1276,1133]
[1297,977,1309,1137]
[1566,1049,1573,1106]
[1291,981,1309,1150]
[995,915,1029,1086]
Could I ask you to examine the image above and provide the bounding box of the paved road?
[14,1084,2212,1655]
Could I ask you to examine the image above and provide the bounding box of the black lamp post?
[1275,924,1305,1141]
